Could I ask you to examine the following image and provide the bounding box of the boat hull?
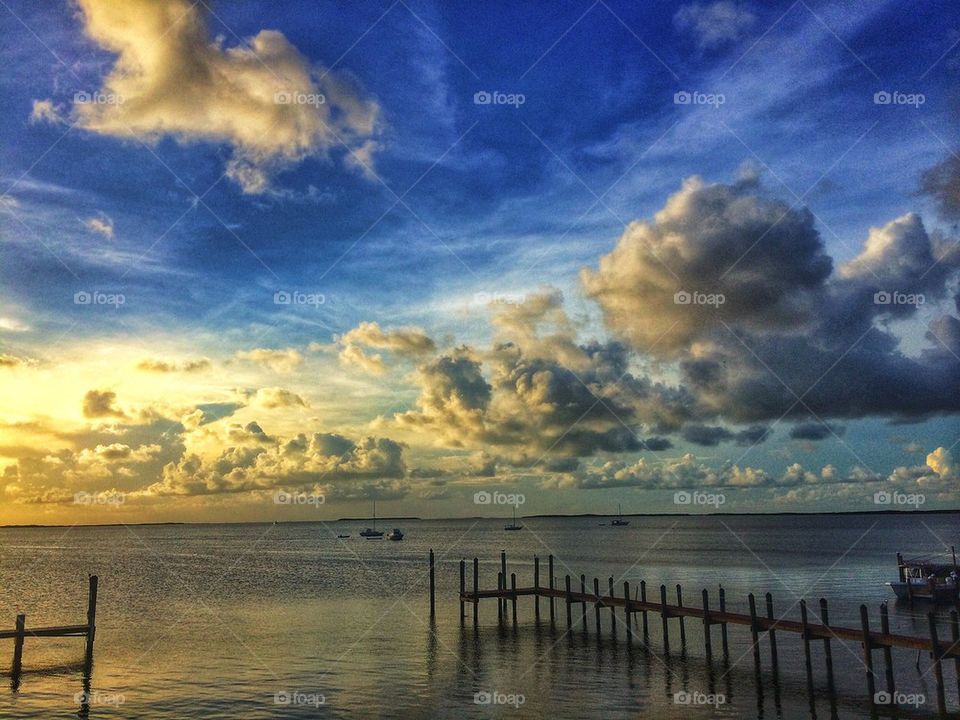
[888,581,958,604]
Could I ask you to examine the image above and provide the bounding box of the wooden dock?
[2,575,98,690]
[428,551,960,717]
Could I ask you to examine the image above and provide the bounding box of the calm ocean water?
[0,513,958,718]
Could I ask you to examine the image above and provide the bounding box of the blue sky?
[1,0,958,523]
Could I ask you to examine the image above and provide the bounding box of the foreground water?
[0,513,958,718]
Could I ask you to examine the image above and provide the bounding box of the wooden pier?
[428,551,960,717]
[3,575,98,690]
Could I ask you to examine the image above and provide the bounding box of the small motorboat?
[611,503,629,527]
[887,551,959,604]
[337,534,350,539]
[387,528,404,541]
[504,506,522,531]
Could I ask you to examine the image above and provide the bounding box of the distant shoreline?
[1,508,958,529]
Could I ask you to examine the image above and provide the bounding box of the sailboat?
[504,506,522,531]
[611,503,629,526]
[360,499,384,538]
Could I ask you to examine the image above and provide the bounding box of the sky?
[1,0,959,524]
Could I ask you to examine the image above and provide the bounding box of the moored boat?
[387,528,404,541]
[611,503,629,527]
[887,551,959,604]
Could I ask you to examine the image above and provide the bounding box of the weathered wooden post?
[623,581,632,645]
[676,584,686,646]
[640,581,649,640]
[497,573,504,622]
[429,550,435,619]
[928,612,947,717]
[565,575,572,629]
[820,598,835,693]
[879,603,895,699]
[548,556,555,626]
[500,551,507,617]
[660,584,670,653]
[718,585,729,659]
[534,556,541,622]
[510,573,518,625]
[473,558,479,626]
[608,578,617,639]
[951,611,960,704]
[702,589,712,657]
[459,560,465,624]
[747,594,761,673]
[859,604,877,705]
[12,614,25,678]
[593,578,602,636]
[765,592,779,676]
[580,575,587,628]
[84,575,98,661]
[800,600,815,697]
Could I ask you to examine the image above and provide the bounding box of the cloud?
[29,99,64,125]
[920,154,960,220]
[0,317,30,332]
[674,1,756,49]
[0,354,32,368]
[136,357,211,373]
[680,423,769,446]
[789,422,844,441]
[254,387,308,409]
[145,430,405,496]
[82,389,126,418]
[582,174,960,423]
[337,321,436,375]
[235,347,304,373]
[926,447,955,479]
[72,0,381,194]
[82,212,114,239]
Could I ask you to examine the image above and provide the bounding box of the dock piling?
[718,586,729,659]
[859,605,877,705]
[623,581,631,645]
[11,614,24,678]
[472,558,479,626]
[640,581,649,640]
[510,573,518,625]
[879,603,894,698]
[593,578,602,636]
[534,557,540,622]
[702,589,712,657]
[565,575,572,629]
[459,560,465,624]
[747,594,761,673]
[766,592,779,676]
[429,550,435,619]
[608,578,617,639]
[820,598,835,694]
[660,585,670,653]
[951,611,960,704]
[548,556,555,626]
[676,584,686,647]
[580,575,587,629]
[928,612,947,717]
